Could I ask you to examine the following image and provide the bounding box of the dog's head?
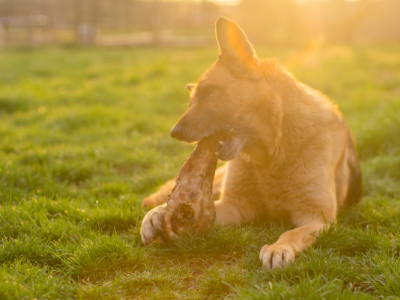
[171,17,278,161]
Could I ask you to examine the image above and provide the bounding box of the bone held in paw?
[162,134,221,239]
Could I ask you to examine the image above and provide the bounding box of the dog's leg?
[142,165,227,209]
[214,196,260,225]
[214,200,244,225]
[211,164,227,199]
[259,210,334,269]
[142,180,175,209]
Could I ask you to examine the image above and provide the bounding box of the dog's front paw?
[140,205,166,245]
[259,243,295,269]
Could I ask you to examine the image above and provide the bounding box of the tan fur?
[141,17,361,269]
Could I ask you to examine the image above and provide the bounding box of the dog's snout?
[171,125,183,140]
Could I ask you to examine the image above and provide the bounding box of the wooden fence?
[0,0,399,47]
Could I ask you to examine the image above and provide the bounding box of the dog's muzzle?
[171,125,184,141]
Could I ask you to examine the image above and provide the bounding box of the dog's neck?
[243,59,337,168]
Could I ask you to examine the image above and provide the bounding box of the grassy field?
[0,44,400,299]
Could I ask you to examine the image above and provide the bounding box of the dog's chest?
[253,168,294,221]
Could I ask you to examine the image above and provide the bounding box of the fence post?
[74,0,82,44]
[91,0,98,44]
[152,0,160,45]
[0,22,5,47]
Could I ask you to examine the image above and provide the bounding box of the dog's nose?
[171,125,183,140]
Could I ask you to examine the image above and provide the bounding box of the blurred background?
[0,0,399,48]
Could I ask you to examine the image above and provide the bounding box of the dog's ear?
[215,17,259,72]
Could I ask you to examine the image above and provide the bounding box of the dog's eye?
[196,85,217,100]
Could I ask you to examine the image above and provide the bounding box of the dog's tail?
[343,130,362,209]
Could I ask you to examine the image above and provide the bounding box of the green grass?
[0,44,399,299]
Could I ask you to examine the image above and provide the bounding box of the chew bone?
[162,134,221,239]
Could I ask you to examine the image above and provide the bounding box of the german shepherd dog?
[141,17,362,269]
